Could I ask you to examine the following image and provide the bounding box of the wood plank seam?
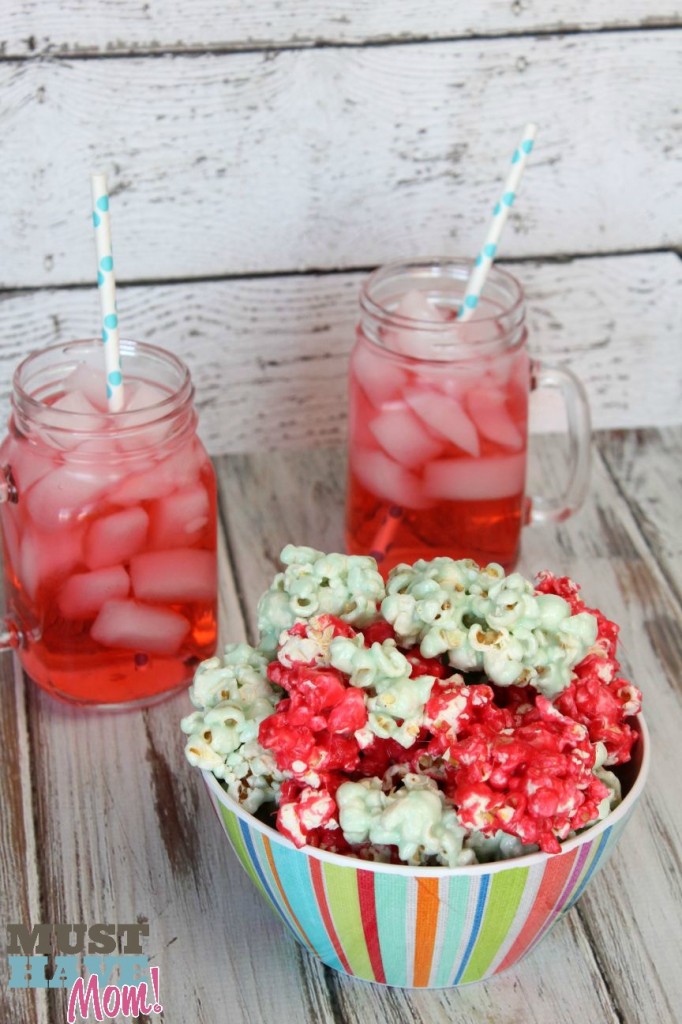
[0,246,679,295]
[2,20,681,62]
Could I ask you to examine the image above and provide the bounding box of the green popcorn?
[368,673,436,722]
[329,635,409,690]
[464,829,538,863]
[182,713,285,814]
[462,625,527,685]
[189,642,273,710]
[557,612,599,661]
[593,741,622,821]
[365,673,436,747]
[182,638,284,811]
[337,775,475,866]
[335,776,385,844]
[257,545,385,654]
[384,556,600,697]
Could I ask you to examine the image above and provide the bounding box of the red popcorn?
[425,680,513,756]
[404,648,450,679]
[358,733,433,778]
[259,709,361,777]
[276,778,340,847]
[361,620,396,646]
[259,622,369,781]
[449,697,611,853]
[554,673,641,765]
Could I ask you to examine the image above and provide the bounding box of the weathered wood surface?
[597,428,682,607]
[0,253,679,456]
[0,31,680,291]
[2,1,680,56]
[1,427,681,1023]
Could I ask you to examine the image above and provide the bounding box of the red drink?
[346,329,529,573]
[0,340,218,707]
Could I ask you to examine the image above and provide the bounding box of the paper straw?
[91,173,124,411]
[458,123,537,322]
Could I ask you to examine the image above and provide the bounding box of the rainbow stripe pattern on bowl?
[201,715,648,989]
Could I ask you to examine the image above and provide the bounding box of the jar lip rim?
[12,337,193,423]
[360,257,525,328]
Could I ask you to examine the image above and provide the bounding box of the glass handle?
[0,464,18,505]
[0,620,21,651]
[527,360,592,525]
[0,464,22,649]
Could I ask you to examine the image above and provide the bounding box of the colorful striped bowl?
[202,714,648,988]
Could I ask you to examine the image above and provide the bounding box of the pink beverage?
[0,339,218,707]
[345,260,591,573]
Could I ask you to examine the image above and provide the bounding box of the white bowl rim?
[203,713,649,878]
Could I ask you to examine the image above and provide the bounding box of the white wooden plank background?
[0,253,678,453]
[2,1,680,56]
[0,31,679,291]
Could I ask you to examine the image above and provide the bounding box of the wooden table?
[2,428,680,1024]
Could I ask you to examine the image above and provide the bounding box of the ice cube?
[369,405,442,469]
[116,381,175,451]
[91,599,190,655]
[46,392,106,449]
[148,484,211,549]
[62,363,110,412]
[405,390,480,456]
[19,525,84,600]
[3,438,54,493]
[84,507,149,570]
[25,463,123,530]
[351,448,432,509]
[466,387,524,450]
[382,290,456,362]
[120,381,155,410]
[351,343,407,408]
[52,389,104,419]
[396,290,447,320]
[58,566,130,619]
[424,454,526,501]
[130,548,216,603]
[113,440,201,505]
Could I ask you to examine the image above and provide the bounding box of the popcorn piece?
[277,778,340,847]
[337,774,476,866]
[256,545,385,654]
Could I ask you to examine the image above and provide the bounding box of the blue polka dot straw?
[458,123,537,323]
[90,173,124,411]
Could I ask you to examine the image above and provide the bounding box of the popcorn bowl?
[202,713,648,989]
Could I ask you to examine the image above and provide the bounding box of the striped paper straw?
[91,173,124,411]
[458,123,537,322]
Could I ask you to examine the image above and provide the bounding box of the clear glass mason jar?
[345,258,591,574]
[0,338,218,708]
